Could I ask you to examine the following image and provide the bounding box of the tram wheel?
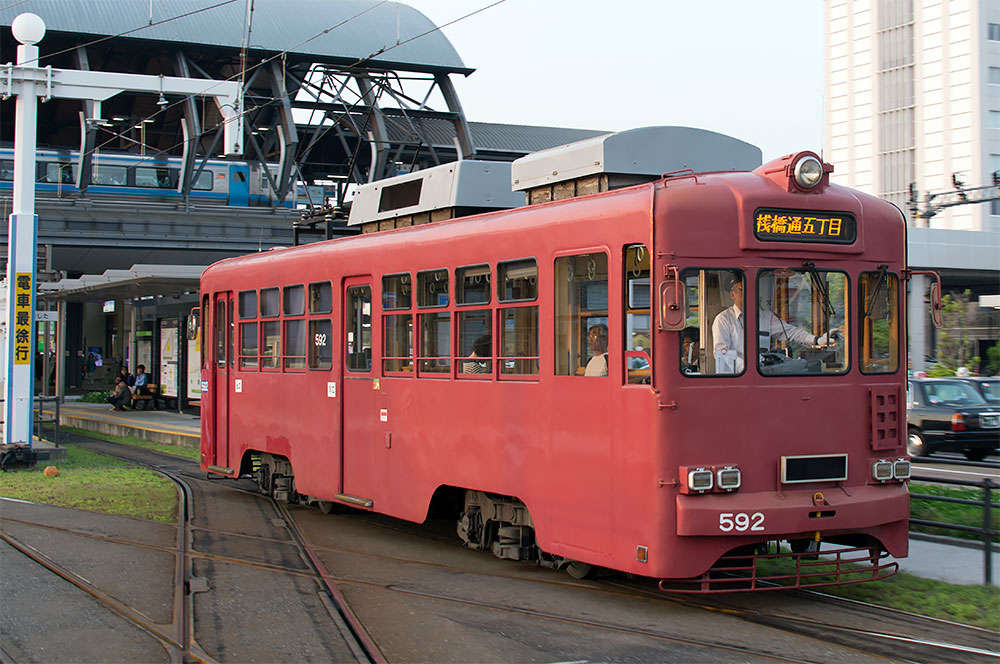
[565,561,593,580]
[317,500,336,514]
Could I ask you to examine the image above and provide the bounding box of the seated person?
[462,335,491,374]
[131,364,149,403]
[118,367,134,388]
[106,377,131,411]
[584,324,609,377]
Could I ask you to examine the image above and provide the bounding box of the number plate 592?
[719,512,765,532]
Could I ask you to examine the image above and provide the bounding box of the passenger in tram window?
[711,278,746,374]
[680,327,700,374]
[462,335,491,374]
[584,324,609,377]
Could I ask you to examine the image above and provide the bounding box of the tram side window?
[261,321,280,369]
[860,271,899,374]
[309,282,332,314]
[260,288,280,317]
[757,268,849,376]
[346,286,372,372]
[284,319,306,370]
[383,274,411,310]
[237,290,258,370]
[554,253,608,376]
[383,314,413,373]
[624,245,651,384]
[308,319,332,369]
[457,264,492,378]
[456,265,491,305]
[417,269,450,374]
[679,269,744,376]
[498,259,539,376]
[283,285,305,316]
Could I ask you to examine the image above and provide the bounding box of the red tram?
[199,131,936,591]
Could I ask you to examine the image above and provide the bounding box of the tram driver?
[711,277,838,374]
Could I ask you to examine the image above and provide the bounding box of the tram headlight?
[716,465,741,491]
[687,468,714,493]
[793,156,823,189]
[871,459,893,482]
[892,458,911,480]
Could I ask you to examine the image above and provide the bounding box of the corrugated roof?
[0,0,469,73]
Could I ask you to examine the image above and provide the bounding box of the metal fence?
[32,395,61,447]
[910,456,998,586]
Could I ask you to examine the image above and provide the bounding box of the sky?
[403,0,825,162]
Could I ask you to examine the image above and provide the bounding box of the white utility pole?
[2,13,243,447]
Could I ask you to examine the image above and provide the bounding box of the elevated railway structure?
[0,1,603,274]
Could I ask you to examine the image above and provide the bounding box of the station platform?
[54,399,199,449]
[37,401,999,587]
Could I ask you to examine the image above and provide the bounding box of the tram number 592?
[719,512,765,532]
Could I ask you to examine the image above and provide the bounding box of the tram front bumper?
[675,484,908,538]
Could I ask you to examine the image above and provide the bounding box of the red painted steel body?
[200,154,909,582]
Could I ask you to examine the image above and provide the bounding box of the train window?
[239,322,258,369]
[261,321,280,369]
[91,164,127,186]
[346,286,372,372]
[382,274,412,310]
[498,259,537,302]
[39,162,76,184]
[283,319,306,370]
[554,253,609,376]
[233,170,247,183]
[192,170,213,191]
[458,310,492,377]
[308,319,332,369]
[260,288,280,317]
[135,167,176,189]
[860,271,899,374]
[418,312,451,374]
[238,291,257,319]
[383,314,413,373]
[500,307,539,376]
[679,268,744,377]
[456,265,491,305]
[417,269,449,307]
[757,268,849,376]
[309,282,332,314]
[624,245,651,384]
[0,160,13,180]
[214,299,227,368]
[283,285,305,316]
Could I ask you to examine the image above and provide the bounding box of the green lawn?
[0,445,178,522]
[909,482,1000,544]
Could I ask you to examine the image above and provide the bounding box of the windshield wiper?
[863,264,889,320]
[801,262,835,319]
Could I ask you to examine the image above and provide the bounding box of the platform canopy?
[41,264,204,302]
[0,0,470,74]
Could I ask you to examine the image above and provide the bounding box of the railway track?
[7,433,998,663]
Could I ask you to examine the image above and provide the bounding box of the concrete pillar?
[55,299,66,398]
[909,274,927,373]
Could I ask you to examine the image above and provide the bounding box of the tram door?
[341,278,377,501]
[211,292,233,468]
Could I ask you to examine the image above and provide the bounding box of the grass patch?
[0,445,178,522]
[753,552,999,630]
[60,426,201,461]
[80,391,109,403]
[910,482,999,544]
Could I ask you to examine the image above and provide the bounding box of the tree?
[934,290,980,374]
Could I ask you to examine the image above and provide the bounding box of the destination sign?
[753,209,857,244]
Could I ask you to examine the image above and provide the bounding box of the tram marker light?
[716,466,741,491]
[871,459,893,482]
[687,468,714,493]
[892,458,911,480]
[793,156,823,189]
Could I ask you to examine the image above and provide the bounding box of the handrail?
[909,473,995,586]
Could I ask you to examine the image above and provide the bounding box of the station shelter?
[39,265,204,410]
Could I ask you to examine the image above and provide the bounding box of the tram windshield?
[756,268,848,376]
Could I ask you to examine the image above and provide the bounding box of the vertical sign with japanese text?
[13,272,32,365]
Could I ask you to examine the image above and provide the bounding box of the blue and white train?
[0,147,298,207]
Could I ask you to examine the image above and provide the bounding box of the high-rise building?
[825,0,1000,232]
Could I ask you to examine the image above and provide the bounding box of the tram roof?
[0,0,471,74]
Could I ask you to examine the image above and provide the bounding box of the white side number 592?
[718,512,765,532]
